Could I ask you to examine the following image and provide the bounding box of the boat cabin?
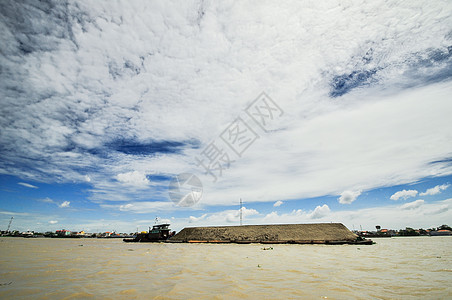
[123,224,174,242]
[149,224,171,239]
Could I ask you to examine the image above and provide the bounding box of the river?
[0,236,451,299]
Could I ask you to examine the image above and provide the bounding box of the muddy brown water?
[0,236,451,299]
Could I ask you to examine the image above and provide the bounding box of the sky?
[1,0,452,233]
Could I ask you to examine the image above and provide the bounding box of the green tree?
[437,224,452,231]
[398,227,419,236]
[418,228,428,235]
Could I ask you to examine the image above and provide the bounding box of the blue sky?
[1,1,452,233]
[1,173,451,233]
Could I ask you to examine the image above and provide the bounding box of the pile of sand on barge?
[170,223,368,244]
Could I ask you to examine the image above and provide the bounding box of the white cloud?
[400,199,424,210]
[101,201,176,213]
[18,182,38,189]
[120,204,133,211]
[310,204,331,219]
[0,210,30,216]
[189,214,207,223]
[390,189,418,201]
[40,198,72,209]
[273,200,284,207]
[41,197,55,204]
[49,220,58,224]
[185,207,259,225]
[338,191,361,204]
[59,201,70,208]
[116,171,150,187]
[226,207,259,223]
[262,209,305,223]
[262,204,332,222]
[263,211,281,223]
[419,184,450,196]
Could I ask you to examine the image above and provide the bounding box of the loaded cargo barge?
[123,223,372,244]
[169,223,372,245]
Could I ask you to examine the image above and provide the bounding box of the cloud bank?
[1,1,452,212]
[185,198,452,232]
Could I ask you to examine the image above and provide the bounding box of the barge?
[170,223,373,245]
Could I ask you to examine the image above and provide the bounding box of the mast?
[6,217,13,233]
[240,198,242,226]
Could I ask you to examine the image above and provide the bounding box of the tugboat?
[123,224,175,243]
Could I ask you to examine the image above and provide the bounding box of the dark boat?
[429,230,452,236]
[123,224,175,243]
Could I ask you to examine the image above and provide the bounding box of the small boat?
[353,239,374,245]
[123,224,175,243]
[429,230,452,236]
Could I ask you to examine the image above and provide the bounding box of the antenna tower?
[6,217,13,232]
[240,198,243,226]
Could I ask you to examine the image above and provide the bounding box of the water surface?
[0,236,451,299]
